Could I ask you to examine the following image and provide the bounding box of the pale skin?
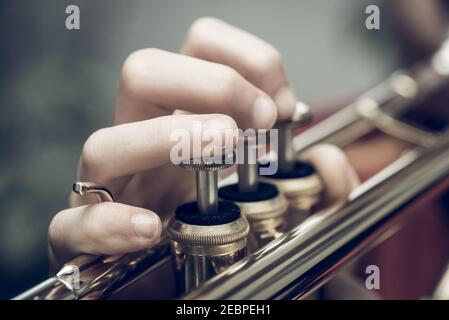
[48,18,360,270]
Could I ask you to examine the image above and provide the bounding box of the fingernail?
[252,96,277,129]
[132,213,160,240]
[274,86,297,120]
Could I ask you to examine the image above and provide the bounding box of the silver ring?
[72,182,114,203]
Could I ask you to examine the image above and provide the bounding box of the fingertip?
[203,114,238,150]
[98,203,162,250]
[203,114,238,132]
[85,203,162,255]
[131,211,162,243]
[302,144,346,164]
[302,144,360,204]
[252,95,277,129]
[50,203,164,262]
[274,86,297,120]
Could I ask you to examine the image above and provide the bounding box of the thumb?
[48,202,162,268]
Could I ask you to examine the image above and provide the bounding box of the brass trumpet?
[14,37,449,301]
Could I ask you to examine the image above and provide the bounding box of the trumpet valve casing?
[263,102,323,225]
[167,153,250,295]
[260,161,323,226]
[219,182,288,250]
[167,201,249,295]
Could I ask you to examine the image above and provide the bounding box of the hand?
[48,18,360,270]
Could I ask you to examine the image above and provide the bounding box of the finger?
[302,144,360,205]
[182,17,297,120]
[80,114,238,184]
[115,48,277,129]
[48,202,162,266]
[344,134,409,181]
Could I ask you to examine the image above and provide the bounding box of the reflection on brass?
[234,194,288,250]
[259,173,323,227]
[222,133,290,250]
[168,152,250,294]
[277,102,312,173]
[168,217,249,294]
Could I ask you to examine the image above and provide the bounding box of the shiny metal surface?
[167,217,250,252]
[229,133,289,249]
[235,193,288,250]
[237,137,258,193]
[197,170,219,214]
[168,152,250,295]
[278,102,311,172]
[72,182,114,202]
[186,139,449,299]
[169,216,249,294]
[13,278,59,300]
[181,154,234,215]
[260,173,323,222]
[173,245,247,295]
[182,38,449,299]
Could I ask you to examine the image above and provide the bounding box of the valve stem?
[238,137,258,193]
[180,153,234,215]
[277,102,312,173]
[196,170,219,214]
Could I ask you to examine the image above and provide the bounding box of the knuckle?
[81,129,107,176]
[120,48,163,96]
[250,47,283,79]
[187,17,219,39]
[215,65,241,104]
[219,114,238,129]
[184,17,223,54]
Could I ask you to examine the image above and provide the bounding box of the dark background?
[0,0,397,299]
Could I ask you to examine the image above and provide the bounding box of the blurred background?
[0,0,401,298]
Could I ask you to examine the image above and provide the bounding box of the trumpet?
[14,36,449,301]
